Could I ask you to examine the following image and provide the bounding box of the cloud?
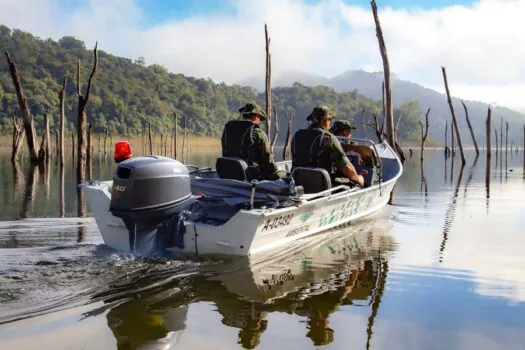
[1,0,525,111]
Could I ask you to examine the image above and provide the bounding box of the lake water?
[0,148,524,350]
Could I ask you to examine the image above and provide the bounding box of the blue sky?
[136,0,477,27]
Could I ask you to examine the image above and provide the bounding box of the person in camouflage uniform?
[330,119,363,164]
[221,102,286,181]
[330,120,356,143]
[291,106,365,187]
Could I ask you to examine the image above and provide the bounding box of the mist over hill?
[238,69,525,145]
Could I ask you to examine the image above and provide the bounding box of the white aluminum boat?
[82,138,402,257]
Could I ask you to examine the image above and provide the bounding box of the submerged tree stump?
[442,67,465,165]
[419,108,430,163]
[371,0,395,150]
[461,101,479,156]
[5,51,39,162]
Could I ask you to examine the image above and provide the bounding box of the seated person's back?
[221,102,286,181]
[291,106,365,188]
[330,120,374,186]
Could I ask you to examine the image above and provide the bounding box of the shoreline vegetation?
[0,134,220,156]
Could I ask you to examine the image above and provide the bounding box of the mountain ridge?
[237,69,525,145]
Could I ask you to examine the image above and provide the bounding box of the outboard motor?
[109,156,196,254]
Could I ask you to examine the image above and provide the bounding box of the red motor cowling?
[114,141,132,163]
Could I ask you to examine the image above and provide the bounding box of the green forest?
[0,25,422,143]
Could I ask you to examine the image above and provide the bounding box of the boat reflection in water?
[101,212,395,349]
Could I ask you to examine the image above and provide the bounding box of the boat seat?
[291,167,331,194]
[216,157,248,181]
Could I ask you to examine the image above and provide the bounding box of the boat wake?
[0,218,203,325]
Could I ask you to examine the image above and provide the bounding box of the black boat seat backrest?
[216,157,248,181]
[291,167,331,194]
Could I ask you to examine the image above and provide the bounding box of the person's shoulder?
[327,132,341,144]
[253,126,269,140]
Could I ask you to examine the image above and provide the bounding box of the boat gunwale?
[234,142,403,219]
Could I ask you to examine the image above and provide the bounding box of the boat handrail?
[334,136,384,184]
[300,185,357,202]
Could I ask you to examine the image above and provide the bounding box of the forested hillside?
[0,25,421,142]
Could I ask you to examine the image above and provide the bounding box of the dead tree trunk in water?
[371,1,395,149]
[395,111,403,137]
[19,165,38,219]
[505,121,509,170]
[494,126,498,155]
[264,23,273,138]
[5,51,39,162]
[500,118,503,159]
[104,128,108,155]
[164,132,168,156]
[182,115,188,163]
[97,132,101,154]
[169,127,173,157]
[59,162,65,218]
[451,123,455,155]
[87,123,93,181]
[141,125,145,155]
[148,123,153,155]
[371,113,384,143]
[282,111,293,161]
[419,108,430,163]
[173,112,178,159]
[444,120,450,158]
[38,114,50,162]
[55,130,59,154]
[76,42,98,195]
[71,132,75,163]
[59,77,67,167]
[485,107,491,182]
[271,106,279,152]
[381,81,386,129]
[442,66,466,165]
[461,101,479,156]
[186,119,190,163]
[11,114,24,162]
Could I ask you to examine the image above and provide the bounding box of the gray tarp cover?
[190,177,299,207]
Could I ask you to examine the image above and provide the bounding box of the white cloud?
[1,0,525,111]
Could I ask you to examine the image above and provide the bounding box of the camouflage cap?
[239,102,267,120]
[306,105,336,123]
[330,120,356,135]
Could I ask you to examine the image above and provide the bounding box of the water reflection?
[464,155,479,198]
[19,165,38,219]
[59,164,65,218]
[12,160,24,201]
[1,149,525,349]
[439,164,464,263]
[94,221,394,349]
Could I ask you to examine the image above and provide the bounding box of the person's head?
[330,120,356,137]
[306,317,334,346]
[238,319,268,349]
[239,102,266,125]
[306,105,335,130]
